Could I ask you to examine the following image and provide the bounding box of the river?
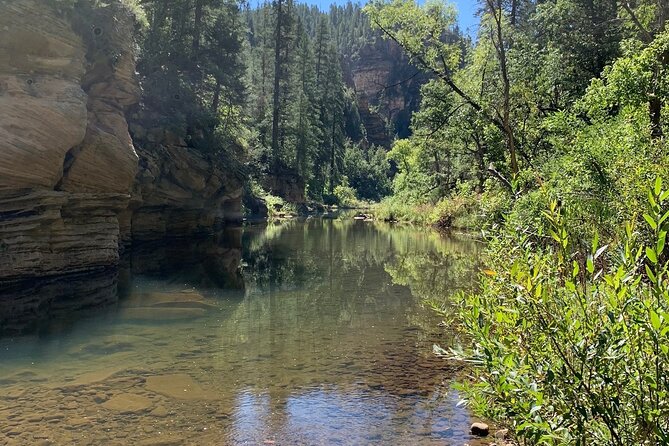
[0,218,484,445]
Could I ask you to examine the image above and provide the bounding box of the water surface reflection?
[0,219,484,445]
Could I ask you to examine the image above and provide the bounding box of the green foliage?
[372,197,435,225]
[138,0,247,161]
[364,0,461,75]
[367,1,669,443]
[258,190,298,218]
[429,182,479,228]
[343,143,391,201]
[333,183,358,208]
[456,183,669,445]
[582,31,669,120]
[119,0,147,27]
[245,2,356,201]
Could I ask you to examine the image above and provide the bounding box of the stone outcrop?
[344,39,427,148]
[0,0,243,281]
[0,0,139,280]
[262,168,306,203]
[128,127,243,241]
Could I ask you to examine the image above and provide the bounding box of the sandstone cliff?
[128,123,244,241]
[344,38,427,148]
[0,0,243,281]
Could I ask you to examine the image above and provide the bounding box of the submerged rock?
[62,368,126,390]
[145,374,209,400]
[149,405,169,418]
[123,291,215,310]
[102,393,153,414]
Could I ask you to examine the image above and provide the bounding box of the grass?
[371,193,481,228]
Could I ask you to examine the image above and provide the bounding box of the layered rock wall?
[0,0,243,281]
[344,39,427,148]
[129,126,244,241]
[0,0,138,280]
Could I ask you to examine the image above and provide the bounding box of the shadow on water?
[0,228,246,337]
[0,219,488,445]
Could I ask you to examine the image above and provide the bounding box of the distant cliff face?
[344,38,427,148]
[0,0,243,281]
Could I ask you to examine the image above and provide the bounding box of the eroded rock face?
[345,39,427,148]
[129,130,244,241]
[0,0,139,280]
[0,1,244,281]
[57,2,141,194]
[0,0,88,190]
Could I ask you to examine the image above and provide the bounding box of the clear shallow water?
[0,219,483,445]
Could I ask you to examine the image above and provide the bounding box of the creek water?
[0,219,484,445]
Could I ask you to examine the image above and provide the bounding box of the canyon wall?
[344,39,427,148]
[0,0,243,281]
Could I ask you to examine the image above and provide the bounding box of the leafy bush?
[333,184,358,208]
[429,182,480,228]
[456,180,669,445]
[372,197,434,224]
[343,143,392,201]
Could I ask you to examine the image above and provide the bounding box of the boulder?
[471,422,490,437]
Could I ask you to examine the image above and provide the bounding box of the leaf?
[647,247,658,264]
[591,231,599,254]
[482,268,497,277]
[660,210,669,226]
[645,264,657,283]
[572,260,579,278]
[586,255,594,274]
[650,310,661,331]
[626,221,633,239]
[655,177,662,196]
[657,231,666,256]
[594,244,608,260]
[649,190,658,209]
[644,214,657,230]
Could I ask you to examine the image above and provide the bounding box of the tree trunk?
[487,0,519,175]
[211,78,221,113]
[271,0,283,171]
[329,111,336,195]
[473,135,486,192]
[193,0,203,55]
[650,48,668,140]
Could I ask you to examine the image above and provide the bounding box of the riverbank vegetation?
[364,0,669,443]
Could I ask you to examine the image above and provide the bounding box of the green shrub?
[333,184,358,208]
[343,144,392,201]
[428,182,480,228]
[455,180,669,445]
[372,197,434,224]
